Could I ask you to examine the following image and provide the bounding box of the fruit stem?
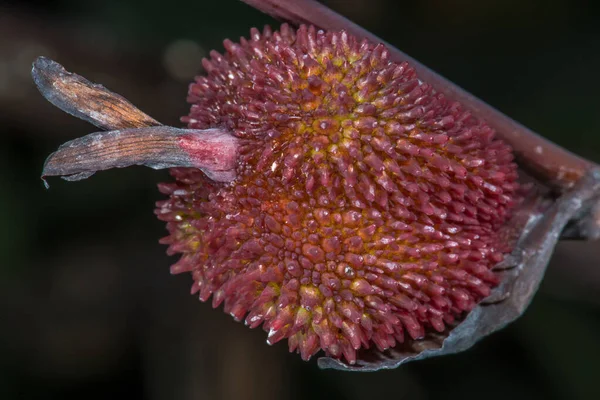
[241,0,598,190]
[42,126,239,186]
[33,57,239,186]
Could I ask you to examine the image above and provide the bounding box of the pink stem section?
[240,0,596,189]
[42,126,239,186]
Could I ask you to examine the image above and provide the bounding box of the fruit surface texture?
[156,24,519,364]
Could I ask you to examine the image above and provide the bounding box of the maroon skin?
[156,24,519,364]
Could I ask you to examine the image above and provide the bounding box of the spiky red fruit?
[155,24,519,364]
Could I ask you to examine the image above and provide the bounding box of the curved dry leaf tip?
[32,56,160,130]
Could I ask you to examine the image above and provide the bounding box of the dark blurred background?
[1,0,599,399]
